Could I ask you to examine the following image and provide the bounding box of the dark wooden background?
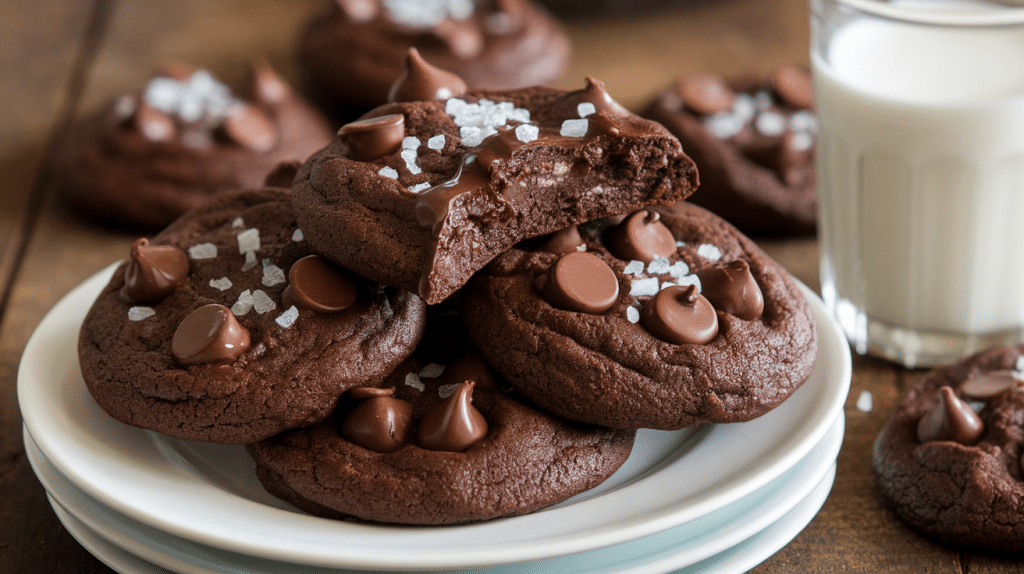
[1,0,1019,572]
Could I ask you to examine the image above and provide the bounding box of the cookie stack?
[75,55,819,527]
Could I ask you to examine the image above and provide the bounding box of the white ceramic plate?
[28,414,843,574]
[19,264,851,570]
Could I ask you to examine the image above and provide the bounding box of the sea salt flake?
[378,166,399,179]
[647,256,671,275]
[577,102,596,117]
[789,110,818,133]
[400,148,422,175]
[676,274,702,291]
[128,306,155,321]
[515,124,539,143]
[789,131,815,152]
[188,243,217,259]
[262,260,286,286]
[856,390,873,412]
[419,363,445,379]
[231,290,254,315]
[755,111,787,137]
[697,244,722,260]
[754,90,774,110]
[241,250,258,272]
[623,260,645,276]
[113,95,137,120]
[237,228,260,254]
[427,134,446,150]
[209,277,232,291]
[231,217,244,228]
[402,136,420,150]
[252,289,277,314]
[1016,355,1024,374]
[630,277,660,298]
[460,126,485,147]
[438,383,461,399]
[676,240,687,247]
[143,77,180,112]
[705,112,744,140]
[292,228,304,242]
[560,118,589,138]
[968,400,987,413]
[626,306,640,323]
[731,93,756,122]
[275,305,299,328]
[660,281,677,291]
[667,261,690,278]
[409,182,431,193]
[405,372,425,391]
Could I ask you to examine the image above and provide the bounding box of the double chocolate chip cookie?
[79,188,426,443]
[460,201,818,430]
[874,345,1024,552]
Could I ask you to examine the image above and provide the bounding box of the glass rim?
[834,0,1024,27]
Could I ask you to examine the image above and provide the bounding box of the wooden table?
[1,0,1019,572]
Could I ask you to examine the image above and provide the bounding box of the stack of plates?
[19,267,851,574]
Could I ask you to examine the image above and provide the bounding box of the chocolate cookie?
[79,188,426,444]
[55,61,333,230]
[460,201,817,430]
[874,345,1024,552]
[247,325,636,525]
[298,0,571,112]
[292,76,699,304]
[643,67,818,235]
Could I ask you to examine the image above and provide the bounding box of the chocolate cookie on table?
[292,66,700,305]
[643,67,818,235]
[460,201,817,430]
[298,0,571,112]
[247,335,636,525]
[79,188,426,444]
[55,61,333,230]
[873,345,1024,552]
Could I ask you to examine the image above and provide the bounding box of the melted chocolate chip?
[387,47,468,103]
[605,210,677,263]
[222,103,278,152]
[640,285,718,345]
[551,77,631,120]
[916,386,984,445]
[696,260,764,321]
[538,252,619,314]
[281,255,358,313]
[171,304,250,365]
[121,238,189,303]
[133,103,176,142]
[416,381,488,452]
[338,114,405,162]
[959,370,1023,399]
[679,74,735,115]
[771,65,814,110]
[341,390,414,453]
[537,225,585,254]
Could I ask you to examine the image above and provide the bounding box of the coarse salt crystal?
[209,277,232,291]
[438,383,461,399]
[515,124,539,143]
[626,306,640,323]
[577,102,596,117]
[459,126,486,147]
[667,261,690,278]
[231,217,244,228]
[676,240,687,247]
[676,274,702,290]
[419,363,445,378]
[252,289,276,314]
[732,93,756,122]
[128,306,155,321]
[402,136,420,150]
[623,260,645,276]
[560,118,589,138]
[856,390,873,412]
[630,277,660,298]
[647,256,671,275]
[789,131,814,152]
[409,182,431,193]
[292,228,304,242]
[188,243,217,259]
[275,305,299,328]
[660,281,677,291]
[697,244,722,260]
[789,110,818,133]
[262,260,286,287]
[378,166,399,179]
[237,228,260,254]
[401,148,422,175]
[755,111,787,137]
[144,77,180,112]
[231,290,254,315]
[241,250,258,272]
[705,112,744,140]
[405,372,425,391]
[427,134,446,150]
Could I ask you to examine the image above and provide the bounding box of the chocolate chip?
[959,370,1023,399]
[916,386,984,445]
[539,252,619,314]
[640,284,718,345]
[679,74,735,115]
[537,225,585,255]
[121,238,189,303]
[416,381,488,452]
[341,391,414,453]
[263,160,301,188]
[222,103,278,152]
[171,304,251,365]
[133,103,176,142]
[771,65,814,110]
[338,114,405,162]
[696,260,764,320]
[387,47,468,103]
[281,255,357,313]
[606,210,677,263]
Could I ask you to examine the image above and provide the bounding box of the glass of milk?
[813,0,1024,367]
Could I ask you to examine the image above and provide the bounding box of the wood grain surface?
[1,0,1021,572]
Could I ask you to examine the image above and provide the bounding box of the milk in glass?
[813,0,1024,366]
